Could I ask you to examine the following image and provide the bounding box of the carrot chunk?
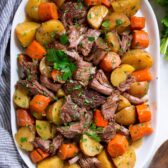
[107,134,129,158]
[131,30,149,49]
[131,16,145,30]
[101,0,111,7]
[30,95,51,113]
[136,104,152,123]
[84,0,101,6]
[16,109,34,127]
[26,40,46,60]
[38,2,58,21]
[30,148,49,163]
[94,109,108,127]
[132,69,153,82]
[129,122,153,141]
[51,69,62,82]
[58,144,79,160]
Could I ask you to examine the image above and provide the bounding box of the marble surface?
[145,1,168,167]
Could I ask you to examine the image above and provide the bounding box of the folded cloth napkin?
[0,0,27,167]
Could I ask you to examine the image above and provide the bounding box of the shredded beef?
[114,123,129,136]
[90,69,113,95]
[101,90,120,121]
[48,40,66,50]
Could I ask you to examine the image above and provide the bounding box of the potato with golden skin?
[39,57,51,78]
[117,95,131,111]
[64,164,80,168]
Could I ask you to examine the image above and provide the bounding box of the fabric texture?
[0,0,27,167]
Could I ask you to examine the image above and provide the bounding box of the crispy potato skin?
[37,156,64,168]
[112,147,136,168]
[87,5,109,29]
[122,49,153,70]
[15,127,35,151]
[36,20,65,45]
[116,105,136,126]
[15,22,40,47]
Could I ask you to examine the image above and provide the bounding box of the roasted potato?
[116,105,136,126]
[80,134,103,157]
[117,95,131,111]
[57,89,65,98]
[105,32,120,52]
[120,64,135,74]
[15,127,35,151]
[53,0,65,8]
[15,22,40,47]
[64,164,80,168]
[13,87,30,109]
[122,49,153,70]
[31,111,43,119]
[36,20,65,45]
[102,12,130,33]
[128,82,149,98]
[47,99,64,125]
[39,57,51,78]
[37,156,63,168]
[97,150,115,168]
[26,0,48,20]
[112,147,136,168]
[111,0,141,17]
[87,5,109,29]
[36,120,52,140]
[110,67,127,87]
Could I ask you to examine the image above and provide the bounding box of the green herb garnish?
[60,34,69,45]
[116,19,123,26]
[88,36,95,42]
[20,137,27,143]
[85,132,101,142]
[102,20,110,29]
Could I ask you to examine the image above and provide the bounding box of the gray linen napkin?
[0,0,27,167]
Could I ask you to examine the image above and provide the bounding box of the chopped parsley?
[60,34,69,45]
[102,20,110,29]
[116,19,123,26]
[46,49,77,81]
[20,137,27,143]
[90,123,103,132]
[85,132,101,142]
[88,36,95,42]
[73,85,82,90]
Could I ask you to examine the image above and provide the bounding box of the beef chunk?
[68,26,87,49]
[61,95,81,123]
[90,70,113,95]
[68,155,80,165]
[40,75,62,92]
[18,55,38,80]
[117,75,135,92]
[101,90,120,121]
[92,49,107,65]
[17,80,56,100]
[48,40,66,50]
[78,29,101,56]
[122,92,145,105]
[78,155,102,168]
[60,2,87,28]
[63,50,82,62]
[114,123,129,136]
[73,60,96,86]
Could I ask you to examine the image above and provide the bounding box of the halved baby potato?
[47,99,64,125]
[13,87,30,109]
[39,57,51,78]
[15,22,40,47]
[80,134,103,157]
[116,105,136,126]
[15,127,35,151]
[87,5,109,29]
[120,64,135,74]
[53,0,65,8]
[36,20,65,45]
[117,95,131,111]
[57,89,65,98]
[64,164,80,168]
[122,49,153,70]
[112,147,136,168]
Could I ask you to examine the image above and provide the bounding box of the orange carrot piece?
[26,40,46,60]
[101,0,111,7]
[136,104,152,123]
[94,109,108,127]
[58,144,79,160]
[84,0,101,6]
[30,148,49,163]
[131,30,149,49]
[130,16,145,30]
[51,69,62,81]
[107,134,129,158]
[38,2,58,21]
[16,109,34,127]
[30,95,51,113]
[132,69,153,82]
[129,122,153,141]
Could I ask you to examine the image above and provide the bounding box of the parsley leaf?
[20,137,27,143]
[102,20,110,29]
[88,36,95,42]
[60,34,69,45]
[85,132,101,142]
[46,49,77,81]
[116,19,123,26]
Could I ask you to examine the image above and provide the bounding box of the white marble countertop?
[145,1,168,167]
